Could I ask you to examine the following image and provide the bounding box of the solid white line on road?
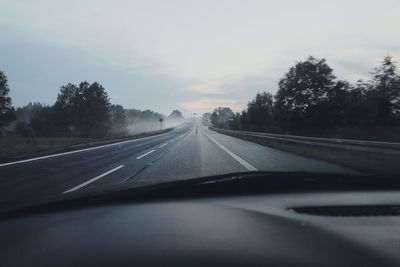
[200,128,257,171]
[159,143,168,148]
[136,149,155,159]
[0,131,174,167]
[63,165,124,194]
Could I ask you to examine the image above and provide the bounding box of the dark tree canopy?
[211,107,234,128]
[246,92,274,131]
[110,104,127,135]
[54,81,111,138]
[3,55,399,141]
[168,110,184,120]
[276,57,336,110]
[274,56,346,128]
[222,55,400,135]
[1,75,172,138]
[15,102,44,123]
[125,109,164,122]
[0,71,15,130]
[30,105,57,136]
[369,56,400,124]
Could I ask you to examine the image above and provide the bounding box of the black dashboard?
[1,172,400,267]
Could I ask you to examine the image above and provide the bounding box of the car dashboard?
[2,188,400,267]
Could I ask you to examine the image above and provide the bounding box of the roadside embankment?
[0,128,173,162]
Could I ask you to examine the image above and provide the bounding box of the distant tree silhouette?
[168,110,184,120]
[211,55,400,137]
[54,81,111,137]
[369,56,400,125]
[6,56,398,141]
[211,107,234,128]
[341,80,370,126]
[16,121,35,141]
[110,104,127,135]
[124,108,165,133]
[30,105,58,136]
[274,56,345,129]
[229,112,242,130]
[246,92,274,131]
[0,71,15,133]
[15,102,45,123]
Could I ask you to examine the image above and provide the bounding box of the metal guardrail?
[212,128,400,152]
[209,127,400,173]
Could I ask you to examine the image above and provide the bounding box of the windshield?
[0,0,400,210]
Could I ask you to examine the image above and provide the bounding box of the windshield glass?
[1,0,400,210]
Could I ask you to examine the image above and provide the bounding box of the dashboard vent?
[291,205,400,216]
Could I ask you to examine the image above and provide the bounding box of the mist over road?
[0,119,351,210]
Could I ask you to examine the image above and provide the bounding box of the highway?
[0,118,351,210]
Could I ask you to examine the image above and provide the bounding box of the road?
[0,118,351,210]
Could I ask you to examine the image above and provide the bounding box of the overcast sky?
[1,0,399,115]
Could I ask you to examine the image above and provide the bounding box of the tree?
[30,105,59,136]
[210,107,234,128]
[209,55,400,136]
[229,112,242,130]
[53,83,79,136]
[16,121,35,141]
[246,92,274,131]
[0,71,16,132]
[239,110,249,130]
[54,81,111,137]
[110,104,127,135]
[342,80,370,126]
[77,81,111,137]
[168,110,184,120]
[125,108,165,133]
[210,110,219,125]
[369,56,400,124]
[274,56,343,129]
[315,80,349,127]
[15,102,44,123]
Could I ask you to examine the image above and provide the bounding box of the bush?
[16,121,35,139]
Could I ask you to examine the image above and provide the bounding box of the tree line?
[210,56,400,135]
[0,75,183,139]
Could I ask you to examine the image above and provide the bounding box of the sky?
[1,0,399,116]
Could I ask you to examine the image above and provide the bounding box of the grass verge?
[0,128,173,161]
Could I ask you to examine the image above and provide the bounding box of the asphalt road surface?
[0,118,352,210]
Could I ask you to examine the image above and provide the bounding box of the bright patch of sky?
[1,0,399,115]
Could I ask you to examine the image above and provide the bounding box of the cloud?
[180,98,240,114]
[185,80,224,94]
[1,0,400,116]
